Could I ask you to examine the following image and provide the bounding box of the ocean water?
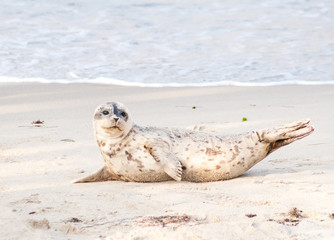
[0,0,333,87]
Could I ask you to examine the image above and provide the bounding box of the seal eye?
[102,110,109,115]
[121,112,127,118]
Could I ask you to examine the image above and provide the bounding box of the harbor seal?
[74,101,314,183]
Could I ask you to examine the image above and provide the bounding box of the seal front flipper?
[72,165,118,183]
[146,140,182,181]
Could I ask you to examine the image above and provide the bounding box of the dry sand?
[1,83,334,240]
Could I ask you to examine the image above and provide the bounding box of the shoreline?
[2,77,334,87]
[1,83,334,239]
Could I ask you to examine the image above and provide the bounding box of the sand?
[0,83,334,240]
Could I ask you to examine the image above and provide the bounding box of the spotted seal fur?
[74,102,314,183]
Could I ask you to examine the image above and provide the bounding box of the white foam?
[1,76,334,87]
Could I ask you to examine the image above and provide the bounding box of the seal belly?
[171,131,269,182]
[102,144,172,182]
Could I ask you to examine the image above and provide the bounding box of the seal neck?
[95,125,135,146]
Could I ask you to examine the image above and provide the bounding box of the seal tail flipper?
[72,166,117,183]
[257,119,315,154]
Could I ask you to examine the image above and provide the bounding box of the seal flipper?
[146,141,182,181]
[72,165,118,183]
[257,119,314,154]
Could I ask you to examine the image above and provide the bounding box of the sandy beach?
[1,83,334,239]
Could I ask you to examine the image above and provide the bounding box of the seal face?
[94,102,133,144]
[74,102,314,183]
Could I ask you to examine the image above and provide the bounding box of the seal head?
[94,102,133,142]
